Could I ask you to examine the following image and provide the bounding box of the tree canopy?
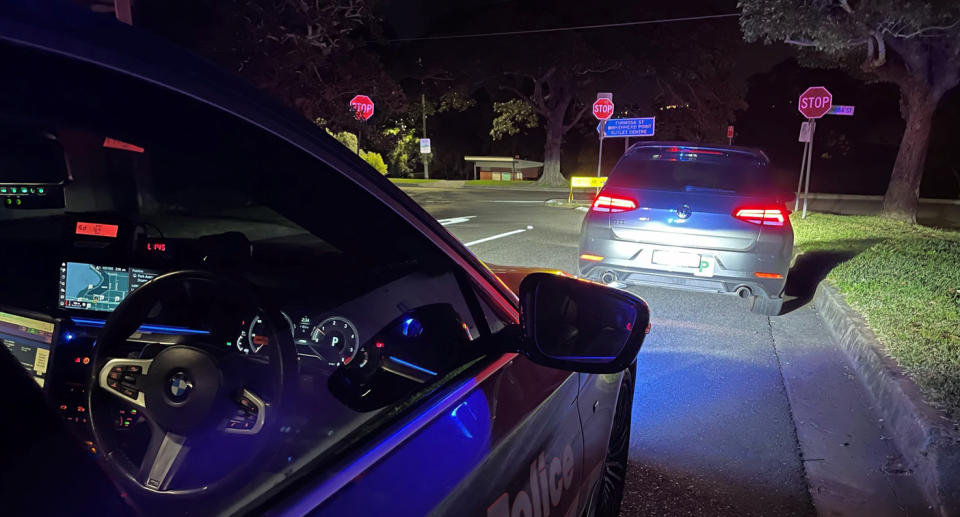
[739,0,960,221]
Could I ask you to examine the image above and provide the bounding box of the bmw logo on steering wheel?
[167,371,194,401]
[676,204,692,219]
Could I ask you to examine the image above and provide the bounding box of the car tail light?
[754,272,784,279]
[733,207,788,226]
[592,194,637,213]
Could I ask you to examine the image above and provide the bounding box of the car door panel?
[577,372,625,508]
[431,358,583,517]
[300,354,581,517]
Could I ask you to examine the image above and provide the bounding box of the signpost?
[349,95,374,157]
[828,105,855,116]
[592,98,614,121]
[596,117,655,138]
[569,176,607,202]
[593,94,614,186]
[349,95,375,121]
[795,87,833,218]
[419,138,431,154]
[798,87,833,119]
[727,125,734,145]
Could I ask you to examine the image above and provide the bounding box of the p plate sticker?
[694,256,715,277]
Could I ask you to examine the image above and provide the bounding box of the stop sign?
[593,98,614,120]
[349,95,375,121]
[798,86,832,119]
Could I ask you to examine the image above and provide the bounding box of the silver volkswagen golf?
[578,142,793,315]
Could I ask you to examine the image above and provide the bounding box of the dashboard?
[1,214,485,470]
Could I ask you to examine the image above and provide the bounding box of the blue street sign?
[596,117,656,137]
[827,105,855,116]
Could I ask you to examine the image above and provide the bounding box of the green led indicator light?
[4,198,11,205]
[28,188,35,194]
[226,341,232,347]
[37,187,44,194]
[0,187,6,193]
[15,198,22,205]
[20,187,27,193]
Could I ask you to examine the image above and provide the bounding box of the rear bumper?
[579,225,792,299]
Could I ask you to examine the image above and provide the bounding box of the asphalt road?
[401,185,931,517]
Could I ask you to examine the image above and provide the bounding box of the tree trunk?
[881,89,941,222]
[538,115,566,187]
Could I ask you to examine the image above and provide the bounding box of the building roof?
[463,156,544,169]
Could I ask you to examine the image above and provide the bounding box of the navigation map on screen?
[59,262,159,312]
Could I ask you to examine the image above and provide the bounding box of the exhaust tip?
[735,286,753,299]
[600,271,618,285]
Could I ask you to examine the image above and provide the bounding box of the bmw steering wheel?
[87,270,297,497]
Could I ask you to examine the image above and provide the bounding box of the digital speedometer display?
[237,312,293,354]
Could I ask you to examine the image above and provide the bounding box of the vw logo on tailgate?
[676,204,692,219]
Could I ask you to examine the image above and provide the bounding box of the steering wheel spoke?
[98,358,153,409]
[139,426,190,491]
[221,389,266,435]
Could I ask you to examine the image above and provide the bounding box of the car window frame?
[0,31,526,514]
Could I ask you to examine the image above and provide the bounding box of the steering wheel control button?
[224,389,266,435]
[99,358,153,408]
[237,396,259,414]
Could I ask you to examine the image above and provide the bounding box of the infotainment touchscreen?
[0,311,55,387]
[58,262,160,312]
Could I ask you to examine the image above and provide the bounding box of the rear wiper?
[684,185,736,194]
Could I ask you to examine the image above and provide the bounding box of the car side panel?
[577,372,624,509]
[307,355,582,517]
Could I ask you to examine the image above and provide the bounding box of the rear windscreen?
[607,147,772,194]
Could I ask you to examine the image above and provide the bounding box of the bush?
[360,150,388,175]
[793,214,960,415]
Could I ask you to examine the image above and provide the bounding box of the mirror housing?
[517,273,649,374]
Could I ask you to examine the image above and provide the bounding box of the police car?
[0,3,649,516]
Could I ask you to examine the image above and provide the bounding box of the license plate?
[651,250,701,268]
[694,256,716,277]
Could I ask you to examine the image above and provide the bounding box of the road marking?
[438,216,476,226]
[465,228,527,247]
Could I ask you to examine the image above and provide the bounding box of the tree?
[739,1,960,222]
[140,0,406,129]
[649,23,749,142]
[493,63,619,187]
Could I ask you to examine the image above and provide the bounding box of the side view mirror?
[517,273,650,374]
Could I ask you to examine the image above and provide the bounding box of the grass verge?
[792,214,960,415]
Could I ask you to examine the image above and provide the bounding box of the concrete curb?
[813,282,960,516]
[463,184,569,192]
[544,199,590,209]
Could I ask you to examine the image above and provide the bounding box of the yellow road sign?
[570,176,607,188]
